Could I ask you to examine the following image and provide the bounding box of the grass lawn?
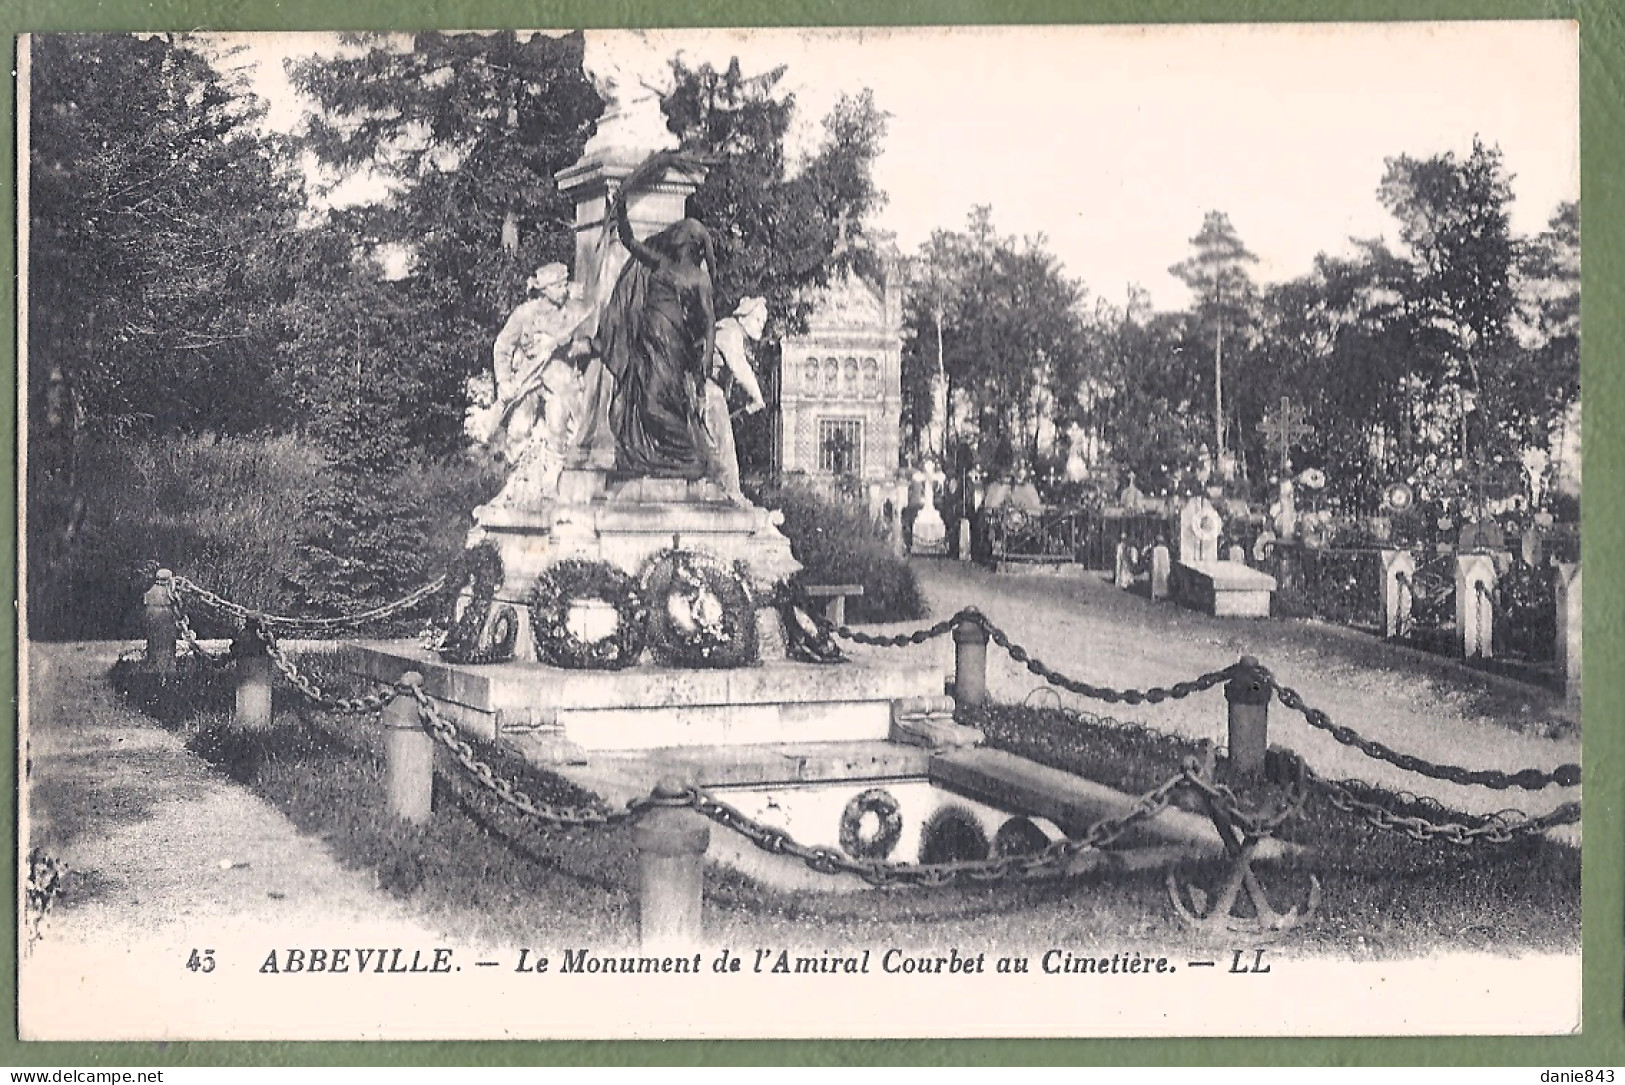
[109,652,1579,961]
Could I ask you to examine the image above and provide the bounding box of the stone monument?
[1169,494,1277,618]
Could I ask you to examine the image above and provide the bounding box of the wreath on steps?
[528,559,648,670]
[640,549,758,669]
[435,542,512,664]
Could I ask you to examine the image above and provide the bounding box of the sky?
[226,21,1579,311]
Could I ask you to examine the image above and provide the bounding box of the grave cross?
[914,459,946,507]
[1256,396,1315,474]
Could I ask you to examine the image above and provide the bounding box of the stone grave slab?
[1171,560,1277,618]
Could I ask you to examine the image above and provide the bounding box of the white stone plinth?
[1380,549,1416,638]
[345,643,943,754]
[1150,545,1171,600]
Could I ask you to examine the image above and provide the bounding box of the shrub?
[747,477,927,623]
[25,432,504,641]
[27,433,324,640]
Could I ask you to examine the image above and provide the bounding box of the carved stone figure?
[702,296,769,502]
[472,264,592,509]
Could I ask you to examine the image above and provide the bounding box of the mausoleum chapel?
[772,264,905,484]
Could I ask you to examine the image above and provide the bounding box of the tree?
[1377,137,1521,460]
[290,30,602,455]
[664,63,888,328]
[1169,211,1259,458]
[1080,293,1206,493]
[901,208,1089,476]
[28,33,305,438]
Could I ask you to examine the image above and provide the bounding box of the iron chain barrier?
[796,600,1241,707]
[172,573,447,636]
[1261,665,1581,791]
[258,624,401,716]
[157,571,1582,887]
[1302,766,1582,845]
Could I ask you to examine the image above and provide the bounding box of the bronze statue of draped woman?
[592,182,717,479]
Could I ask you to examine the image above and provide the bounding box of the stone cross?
[914,459,946,508]
[1256,397,1315,474]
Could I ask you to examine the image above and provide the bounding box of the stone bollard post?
[958,519,972,563]
[633,779,711,950]
[1379,549,1416,639]
[1150,545,1172,601]
[1224,656,1271,780]
[952,616,990,707]
[232,618,274,731]
[1227,544,1246,566]
[143,569,178,677]
[382,672,434,824]
[1455,553,1497,659]
[1556,562,1581,703]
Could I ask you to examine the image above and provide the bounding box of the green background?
[3,0,1621,1067]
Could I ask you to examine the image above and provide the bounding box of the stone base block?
[345,642,943,755]
[1170,560,1276,618]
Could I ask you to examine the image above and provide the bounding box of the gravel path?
[20,641,457,1038]
[848,561,1581,832]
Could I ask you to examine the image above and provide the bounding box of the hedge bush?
[747,477,927,623]
[26,433,501,641]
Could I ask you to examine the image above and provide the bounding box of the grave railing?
[980,507,1172,570]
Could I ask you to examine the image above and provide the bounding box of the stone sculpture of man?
[703,296,769,503]
[473,263,592,508]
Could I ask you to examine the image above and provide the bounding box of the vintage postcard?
[16,22,1584,1042]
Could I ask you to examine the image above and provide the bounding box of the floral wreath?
[528,558,648,670]
[436,542,512,664]
[839,788,903,860]
[1192,506,1224,544]
[775,583,847,665]
[640,549,758,669]
[1383,481,1415,512]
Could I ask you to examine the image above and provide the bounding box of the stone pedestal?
[346,642,942,753]
[1455,552,1497,659]
[467,470,800,663]
[555,154,706,311]
[1379,549,1416,638]
[1556,562,1581,702]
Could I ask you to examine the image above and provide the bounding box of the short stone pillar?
[1455,553,1497,659]
[232,618,274,731]
[1556,562,1581,703]
[382,672,434,825]
[633,780,711,950]
[957,518,972,562]
[952,616,990,706]
[1226,544,1246,566]
[1224,656,1271,779]
[1150,545,1172,601]
[1379,549,1416,638]
[143,569,178,677]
